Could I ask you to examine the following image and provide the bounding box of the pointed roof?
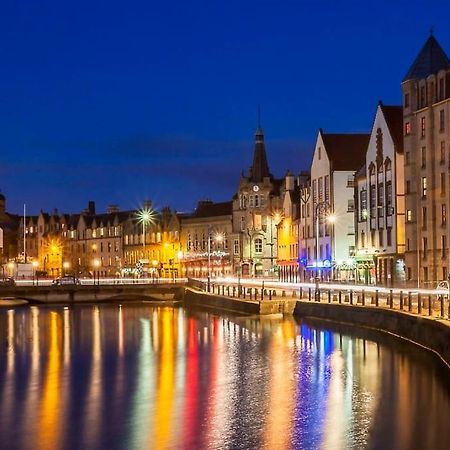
[403,35,450,82]
[379,104,403,153]
[249,127,272,182]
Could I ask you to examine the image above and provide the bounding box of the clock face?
[253,185,259,192]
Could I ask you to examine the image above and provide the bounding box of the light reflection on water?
[0,304,449,450]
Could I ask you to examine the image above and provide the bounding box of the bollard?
[309,288,312,301]
[418,293,422,314]
[232,286,236,298]
[269,290,272,300]
[428,295,432,316]
[300,287,303,299]
[362,290,365,306]
[389,290,393,309]
[408,292,412,312]
[350,290,353,305]
[339,290,342,304]
[328,289,331,303]
[399,291,403,311]
[375,290,379,307]
[440,295,445,318]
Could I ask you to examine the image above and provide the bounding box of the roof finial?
[430,26,434,36]
[257,104,261,129]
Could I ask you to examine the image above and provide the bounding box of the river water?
[0,304,449,450]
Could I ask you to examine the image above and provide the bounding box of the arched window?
[255,238,263,253]
[385,158,392,171]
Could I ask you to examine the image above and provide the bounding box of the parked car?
[0,277,16,287]
[52,276,81,286]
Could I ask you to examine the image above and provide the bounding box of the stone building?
[402,35,450,287]
[0,193,20,264]
[355,103,405,286]
[231,127,283,277]
[179,200,233,279]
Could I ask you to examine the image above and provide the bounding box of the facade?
[179,200,233,278]
[231,127,283,277]
[277,171,309,282]
[402,35,450,287]
[355,103,405,286]
[302,130,369,281]
[0,194,20,264]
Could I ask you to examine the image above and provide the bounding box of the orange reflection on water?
[38,311,62,450]
[153,308,176,450]
[264,319,297,449]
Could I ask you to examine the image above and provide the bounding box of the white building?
[355,103,405,285]
[302,130,369,280]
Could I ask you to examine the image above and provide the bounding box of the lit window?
[421,177,427,197]
[404,122,411,136]
[255,238,263,253]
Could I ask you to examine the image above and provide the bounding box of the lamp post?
[32,260,39,286]
[268,211,281,279]
[137,207,155,260]
[93,258,100,285]
[314,201,334,279]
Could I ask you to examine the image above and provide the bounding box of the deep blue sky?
[1,0,450,215]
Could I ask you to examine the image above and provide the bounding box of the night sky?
[1,1,450,216]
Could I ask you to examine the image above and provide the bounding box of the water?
[0,304,449,450]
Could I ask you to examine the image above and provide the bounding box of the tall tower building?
[402,34,450,286]
[231,126,283,277]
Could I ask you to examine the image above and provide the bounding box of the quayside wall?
[294,301,450,369]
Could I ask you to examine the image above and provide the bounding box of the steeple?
[403,34,450,81]
[249,125,271,182]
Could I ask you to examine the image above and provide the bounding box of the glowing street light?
[137,207,155,255]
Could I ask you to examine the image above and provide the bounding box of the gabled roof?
[403,35,450,82]
[320,132,370,171]
[379,104,403,153]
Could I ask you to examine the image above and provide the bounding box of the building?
[277,171,309,282]
[355,103,405,286]
[231,126,283,277]
[0,193,20,264]
[302,130,369,281]
[402,34,450,287]
[179,200,233,279]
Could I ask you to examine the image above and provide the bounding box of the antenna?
[257,105,261,129]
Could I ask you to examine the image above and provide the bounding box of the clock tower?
[231,126,283,278]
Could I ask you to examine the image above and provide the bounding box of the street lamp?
[93,258,101,285]
[136,207,155,259]
[314,201,334,279]
[63,261,70,275]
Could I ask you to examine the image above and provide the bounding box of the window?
[421,117,426,138]
[255,238,263,253]
[405,151,410,164]
[421,147,426,168]
[441,172,446,195]
[324,175,330,202]
[404,122,411,136]
[404,93,410,108]
[387,228,392,246]
[421,177,427,197]
[442,204,447,225]
[423,237,428,256]
[347,199,355,212]
[254,195,259,207]
[318,177,323,201]
[240,216,245,231]
[439,78,445,101]
[422,207,427,227]
[360,189,367,220]
[406,209,412,222]
[439,110,445,132]
[441,141,446,164]
[249,196,254,207]
[377,183,384,216]
[379,230,383,247]
[420,86,426,108]
[234,239,239,255]
[406,180,411,194]
[318,146,321,160]
[254,214,262,230]
[386,181,393,215]
[442,235,447,258]
[370,184,376,218]
[407,238,410,251]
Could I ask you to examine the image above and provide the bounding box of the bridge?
[0,282,186,304]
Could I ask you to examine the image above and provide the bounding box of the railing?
[200,283,450,321]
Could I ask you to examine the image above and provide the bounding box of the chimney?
[88,201,96,215]
[285,170,295,191]
[107,204,119,214]
[143,200,152,210]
